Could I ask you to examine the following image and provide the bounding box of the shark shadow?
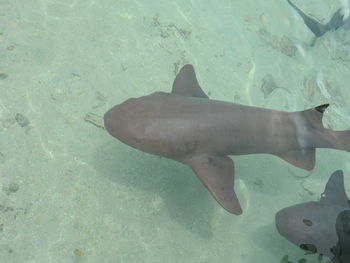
[287,0,350,46]
[92,142,217,238]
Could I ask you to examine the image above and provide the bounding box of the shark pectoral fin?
[172,64,209,99]
[186,154,242,215]
[321,170,349,206]
[278,149,315,171]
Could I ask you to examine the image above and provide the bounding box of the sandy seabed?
[0,0,350,262]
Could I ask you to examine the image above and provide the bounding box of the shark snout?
[275,208,304,244]
[275,209,288,236]
[104,97,137,134]
[104,98,147,147]
[104,101,134,140]
[104,106,121,137]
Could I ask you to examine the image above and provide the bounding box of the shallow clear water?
[1,0,350,262]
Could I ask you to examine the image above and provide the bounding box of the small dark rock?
[6,45,15,51]
[8,183,19,193]
[15,113,30,128]
[0,73,8,80]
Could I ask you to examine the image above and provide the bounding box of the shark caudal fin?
[277,104,329,171]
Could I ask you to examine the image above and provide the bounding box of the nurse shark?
[104,64,350,214]
[276,170,350,262]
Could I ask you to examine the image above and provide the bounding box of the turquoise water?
[1,0,350,262]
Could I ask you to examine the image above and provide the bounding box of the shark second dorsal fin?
[315,103,329,114]
[172,64,209,99]
[277,104,330,170]
[186,154,242,214]
[321,170,349,206]
[302,104,329,129]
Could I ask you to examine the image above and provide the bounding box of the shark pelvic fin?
[186,154,242,214]
[278,148,315,171]
[172,64,209,99]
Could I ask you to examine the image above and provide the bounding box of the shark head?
[104,97,145,144]
[276,170,350,259]
[104,93,166,149]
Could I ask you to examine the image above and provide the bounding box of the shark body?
[334,209,350,263]
[276,170,350,262]
[104,64,350,215]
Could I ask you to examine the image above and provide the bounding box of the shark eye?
[302,219,313,226]
[300,244,317,253]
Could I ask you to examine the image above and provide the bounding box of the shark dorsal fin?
[321,170,349,206]
[172,64,209,99]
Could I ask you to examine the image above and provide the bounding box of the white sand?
[0,0,350,262]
